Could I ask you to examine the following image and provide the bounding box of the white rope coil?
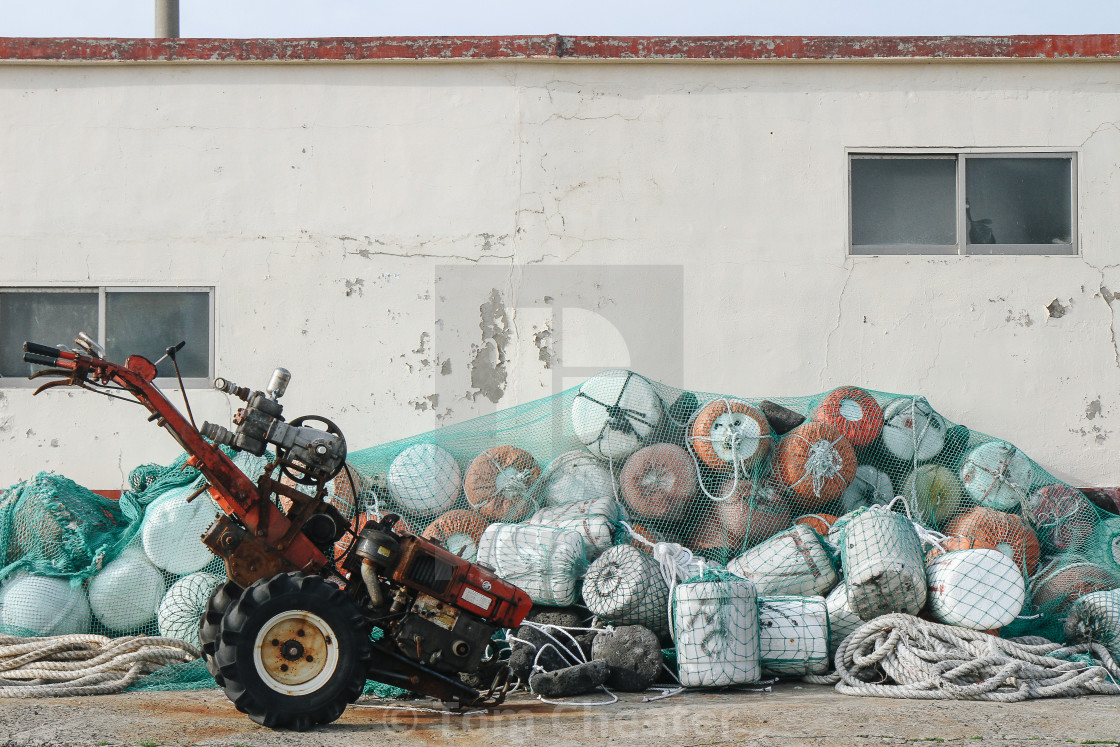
[0,634,200,697]
[828,613,1120,701]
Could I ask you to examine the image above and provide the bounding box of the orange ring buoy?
[945,507,1040,575]
[775,421,857,509]
[815,386,884,448]
[619,443,697,522]
[689,399,772,471]
[924,533,997,564]
[794,513,838,538]
[464,446,540,522]
[422,509,490,561]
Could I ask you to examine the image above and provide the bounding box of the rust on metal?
[0,35,1119,63]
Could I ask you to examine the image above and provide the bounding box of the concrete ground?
[0,682,1116,747]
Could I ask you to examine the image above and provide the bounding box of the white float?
[880,397,948,463]
[89,544,167,633]
[476,524,586,606]
[141,483,221,575]
[958,441,1032,511]
[386,443,462,517]
[538,450,618,507]
[582,543,669,638]
[758,595,831,675]
[839,465,894,514]
[1,572,91,636]
[926,549,1026,630]
[672,571,761,687]
[825,582,863,657]
[571,371,662,462]
[157,572,225,645]
[726,524,839,597]
[527,496,619,559]
[841,509,927,620]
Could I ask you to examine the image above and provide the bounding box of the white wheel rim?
[253,609,340,696]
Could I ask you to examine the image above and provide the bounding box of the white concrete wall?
[2,58,1119,488]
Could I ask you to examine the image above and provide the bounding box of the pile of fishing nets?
[0,368,1118,698]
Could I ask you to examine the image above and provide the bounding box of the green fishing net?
[3,369,1119,693]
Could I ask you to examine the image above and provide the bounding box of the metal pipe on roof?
[154,0,180,39]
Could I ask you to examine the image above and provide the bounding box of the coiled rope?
[808,613,1120,701]
[0,634,200,697]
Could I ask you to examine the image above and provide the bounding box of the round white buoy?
[88,544,167,633]
[387,443,462,517]
[1,572,91,636]
[881,397,948,463]
[571,371,662,462]
[926,549,1026,630]
[539,450,617,507]
[141,484,221,575]
[672,571,760,687]
[958,441,1032,511]
[157,572,225,646]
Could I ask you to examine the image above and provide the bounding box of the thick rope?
[0,634,200,697]
[827,613,1120,701]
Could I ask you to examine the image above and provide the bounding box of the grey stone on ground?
[591,625,663,692]
[528,658,610,698]
[508,624,580,680]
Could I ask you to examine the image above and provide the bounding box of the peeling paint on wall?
[1046,298,1069,318]
[533,323,555,369]
[344,278,365,297]
[468,289,511,403]
[1087,397,1103,420]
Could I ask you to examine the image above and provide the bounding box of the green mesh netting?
[4,369,1120,694]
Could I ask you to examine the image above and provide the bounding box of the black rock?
[525,605,586,629]
[529,659,610,698]
[759,400,806,436]
[508,624,582,680]
[591,625,663,692]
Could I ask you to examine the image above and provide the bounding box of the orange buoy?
[1030,560,1120,614]
[689,399,772,471]
[422,509,490,561]
[794,513,838,538]
[619,443,697,522]
[775,421,857,509]
[464,445,541,522]
[814,386,884,448]
[711,477,792,551]
[945,507,1040,576]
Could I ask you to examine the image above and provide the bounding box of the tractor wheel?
[198,580,242,687]
[213,572,371,730]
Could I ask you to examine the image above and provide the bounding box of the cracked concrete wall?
[1,60,1120,488]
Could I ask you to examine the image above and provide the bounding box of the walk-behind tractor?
[21,337,533,730]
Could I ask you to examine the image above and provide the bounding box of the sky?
[1,0,1119,39]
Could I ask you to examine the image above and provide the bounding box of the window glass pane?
[965,157,1072,246]
[851,157,956,246]
[0,291,97,378]
[105,291,210,378]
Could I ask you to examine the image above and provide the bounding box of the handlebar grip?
[23,342,61,360]
[24,352,61,367]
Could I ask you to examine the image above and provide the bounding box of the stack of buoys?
[880,396,949,463]
[901,463,964,528]
[672,569,760,686]
[814,386,884,449]
[465,446,541,523]
[839,465,894,514]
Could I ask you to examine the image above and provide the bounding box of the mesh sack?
[1063,588,1120,658]
[758,595,830,676]
[925,548,1026,630]
[88,542,167,633]
[157,572,225,646]
[726,524,838,597]
[526,496,619,559]
[476,523,586,606]
[671,568,760,687]
[582,543,669,638]
[840,508,927,621]
[0,571,91,636]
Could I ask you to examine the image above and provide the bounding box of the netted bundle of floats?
[344,369,1120,680]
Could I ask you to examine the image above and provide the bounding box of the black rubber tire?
[213,572,370,730]
[199,580,242,688]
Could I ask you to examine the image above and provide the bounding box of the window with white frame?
[849,152,1076,255]
[0,287,213,384]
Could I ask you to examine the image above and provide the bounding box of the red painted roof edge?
[0,35,1119,62]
